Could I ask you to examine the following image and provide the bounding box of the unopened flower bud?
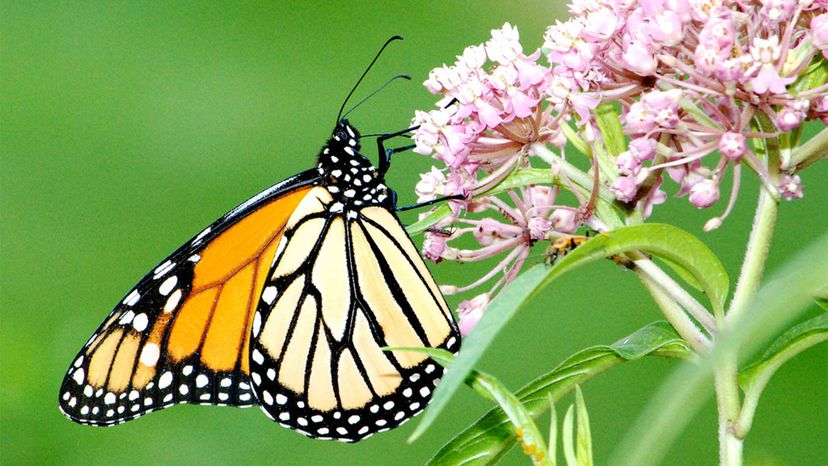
[457,293,491,336]
[610,176,639,203]
[616,150,642,175]
[689,179,720,208]
[629,137,657,161]
[550,209,578,234]
[811,14,828,57]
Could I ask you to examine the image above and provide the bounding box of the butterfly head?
[316,119,391,209]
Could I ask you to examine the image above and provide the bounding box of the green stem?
[531,143,617,206]
[716,186,780,466]
[726,188,780,325]
[633,257,716,336]
[788,125,828,171]
[636,267,711,352]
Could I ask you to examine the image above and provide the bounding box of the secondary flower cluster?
[412,1,828,334]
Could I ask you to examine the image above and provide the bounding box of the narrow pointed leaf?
[739,313,828,389]
[574,387,593,466]
[428,322,689,465]
[562,405,577,466]
[594,103,626,157]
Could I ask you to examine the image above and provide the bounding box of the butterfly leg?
[376,125,420,175]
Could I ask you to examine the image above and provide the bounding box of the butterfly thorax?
[315,120,391,212]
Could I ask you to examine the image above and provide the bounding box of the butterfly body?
[59,119,460,442]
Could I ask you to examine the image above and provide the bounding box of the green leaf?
[412,223,722,443]
[815,285,828,311]
[548,396,558,466]
[679,98,720,130]
[409,265,551,442]
[611,232,828,466]
[657,256,704,292]
[405,205,451,236]
[539,224,729,313]
[562,405,577,466]
[561,122,591,157]
[594,103,626,157]
[739,313,828,388]
[469,372,552,466]
[574,386,593,466]
[427,322,690,465]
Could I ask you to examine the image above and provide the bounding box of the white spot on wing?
[159,276,178,296]
[153,260,175,278]
[123,290,140,306]
[252,311,262,337]
[72,368,85,385]
[158,371,173,389]
[132,313,148,332]
[261,287,278,305]
[164,289,182,313]
[139,343,160,367]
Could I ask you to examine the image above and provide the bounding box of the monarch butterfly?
[58,38,461,443]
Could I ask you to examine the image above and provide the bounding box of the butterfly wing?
[59,172,318,425]
[249,186,460,442]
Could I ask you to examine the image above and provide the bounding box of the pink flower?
[689,179,720,208]
[751,66,796,94]
[617,150,643,175]
[486,23,523,65]
[528,217,553,241]
[611,176,639,203]
[776,107,802,131]
[815,96,828,124]
[642,89,682,128]
[473,218,512,245]
[760,0,796,23]
[641,180,667,218]
[550,209,579,233]
[647,10,685,46]
[415,167,448,203]
[582,7,620,41]
[629,137,657,161]
[813,14,828,58]
[423,233,449,263]
[779,174,804,200]
[457,294,491,336]
[749,37,795,94]
[719,132,747,159]
[622,41,658,76]
[625,101,657,134]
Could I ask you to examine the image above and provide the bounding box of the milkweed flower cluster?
[412,2,828,334]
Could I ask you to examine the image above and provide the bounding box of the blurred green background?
[2,2,826,465]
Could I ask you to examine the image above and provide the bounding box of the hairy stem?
[633,256,717,335]
[716,185,780,466]
[636,268,712,352]
[787,125,828,171]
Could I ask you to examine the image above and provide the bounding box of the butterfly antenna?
[342,74,411,121]
[336,35,404,125]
